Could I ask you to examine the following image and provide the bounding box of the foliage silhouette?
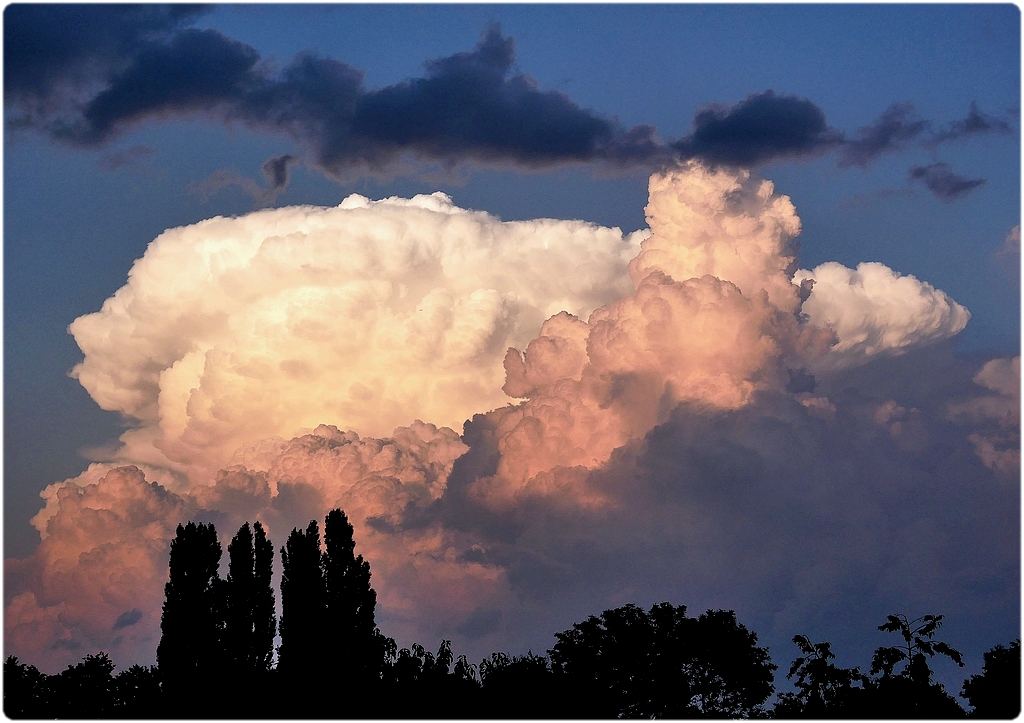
[773,636,869,717]
[479,651,566,718]
[684,609,778,717]
[111,664,162,717]
[384,639,483,717]
[773,614,969,718]
[863,613,966,718]
[253,521,278,672]
[226,522,257,672]
[549,602,776,718]
[7,514,1013,720]
[871,614,965,682]
[156,521,224,713]
[224,521,276,713]
[960,640,1020,718]
[225,521,277,674]
[4,656,48,718]
[49,652,116,718]
[278,520,327,682]
[323,508,379,687]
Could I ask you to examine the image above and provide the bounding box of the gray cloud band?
[5,8,1012,187]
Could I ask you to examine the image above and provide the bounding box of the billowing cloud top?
[69,191,643,485]
[8,163,1013,675]
[795,262,970,371]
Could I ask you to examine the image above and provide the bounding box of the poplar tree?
[279,520,327,679]
[323,509,379,684]
[157,521,223,708]
[252,521,277,671]
[225,523,256,674]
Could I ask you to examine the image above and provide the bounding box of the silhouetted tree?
[225,522,257,673]
[384,640,481,717]
[550,602,669,716]
[225,521,276,675]
[773,636,868,717]
[4,656,47,718]
[872,614,965,683]
[323,508,378,685]
[858,613,966,717]
[278,520,327,683]
[253,521,277,671]
[157,521,224,712]
[49,652,116,718]
[684,609,777,717]
[222,521,276,714]
[111,664,161,718]
[549,602,776,718]
[961,640,1020,718]
[479,651,564,718]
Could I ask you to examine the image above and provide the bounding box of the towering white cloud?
[477,163,835,505]
[9,163,1009,675]
[69,192,643,487]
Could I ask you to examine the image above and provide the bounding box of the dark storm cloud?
[838,102,930,168]
[673,90,844,167]
[5,15,668,174]
[425,344,1017,677]
[340,27,646,170]
[909,163,986,201]
[3,4,208,101]
[7,8,1015,178]
[3,9,843,175]
[68,28,261,145]
[836,101,1014,169]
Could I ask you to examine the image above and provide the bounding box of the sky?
[3,2,1020,691]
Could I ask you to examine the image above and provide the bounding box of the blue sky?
[3,3,1020,682]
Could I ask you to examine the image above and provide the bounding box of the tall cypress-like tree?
[157,521,223,709]
[323,509,379,684]
[279,520,327,680]
[223,521,276,715]
[225,520,266,671]
[225,523,256,674]
[252,521,277,671]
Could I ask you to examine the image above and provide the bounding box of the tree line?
[5,510,1019,718]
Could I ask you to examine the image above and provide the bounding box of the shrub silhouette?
[960,640,1020,718]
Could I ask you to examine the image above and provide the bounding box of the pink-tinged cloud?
[9,163,1013,674]
[67,192,643,490]
[948,356,1021,477]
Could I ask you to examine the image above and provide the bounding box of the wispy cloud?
[908,162,986,201]
[838,103,930,168]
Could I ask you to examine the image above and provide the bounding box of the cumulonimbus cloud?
[8,163,1014,675]
[67,190,644,488]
